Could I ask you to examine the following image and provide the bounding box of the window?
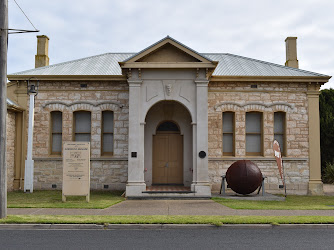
[274,112,286,155]
[222,112,234,156]
[157,121,180,132]
[74,111,91,142]
[51,111,62,154]
[246,112,263,156]
[102,111,114,155]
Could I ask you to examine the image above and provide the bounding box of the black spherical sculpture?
[226,160,263,195]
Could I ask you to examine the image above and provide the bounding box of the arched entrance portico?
[122,37,216,197]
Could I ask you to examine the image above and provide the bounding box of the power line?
[13,0,38,31]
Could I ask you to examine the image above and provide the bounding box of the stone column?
[307,83,323,195]
[126,79,146,196]
[191,79,211,197]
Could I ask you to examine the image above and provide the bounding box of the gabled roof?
[10,53,132,76]
[9,52,329,78]
[205,53,329,77]
[8,37,331,82]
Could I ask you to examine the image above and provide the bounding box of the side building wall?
[29,81,129,190]
[6,110,16,191]
[208,82,310,195]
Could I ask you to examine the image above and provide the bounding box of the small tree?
[319,88,334,182]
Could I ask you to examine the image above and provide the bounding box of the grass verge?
[8,190,124,209]
[1,215,334,225]
[212,195,334,210]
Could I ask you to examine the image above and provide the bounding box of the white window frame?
[246,112,263,156]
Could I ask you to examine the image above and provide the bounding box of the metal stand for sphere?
[220,175,267,196]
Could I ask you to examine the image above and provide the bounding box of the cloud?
[7,0,334,88]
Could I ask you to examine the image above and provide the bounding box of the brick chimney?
[285,37,298,68]
[35,35,49,68]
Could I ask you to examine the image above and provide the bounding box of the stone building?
[6,98,24,191]
[6,35,331,197]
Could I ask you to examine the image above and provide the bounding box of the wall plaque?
[62,142,90,202]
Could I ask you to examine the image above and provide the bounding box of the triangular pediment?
[136,43,201,63]
[120,36,217,69]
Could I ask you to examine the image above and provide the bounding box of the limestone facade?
[208,82,309,194]
[26,79,312,194]
[31,81,129,190]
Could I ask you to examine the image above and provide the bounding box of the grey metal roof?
[205,53,328,77]
[9,52,329,78]
[10,53,133,76]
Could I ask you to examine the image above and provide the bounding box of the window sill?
[209,157,308,161]
[33,157,128,161]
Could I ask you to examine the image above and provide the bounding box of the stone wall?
[6,111,16,191]
[34,159,127,190]
[209,159,309,195]
[208,82,309,194]
[29,81,129,190]
[22,79,311,194]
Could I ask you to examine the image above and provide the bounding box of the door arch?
[153,121,183,184]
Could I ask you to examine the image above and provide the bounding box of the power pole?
[0,0,8,219]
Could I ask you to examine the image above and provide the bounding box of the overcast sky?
[7,0,334,89]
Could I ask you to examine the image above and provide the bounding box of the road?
[1,228,333,249]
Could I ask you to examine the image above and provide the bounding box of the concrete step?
[127,191,211,199]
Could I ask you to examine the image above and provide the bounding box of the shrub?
[322,162,334,184]
[320,89,334,175]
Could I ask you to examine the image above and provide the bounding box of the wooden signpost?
[62,142,90,202]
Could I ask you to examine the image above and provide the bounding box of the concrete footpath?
[3,200,334,230]
[7,199,334,216]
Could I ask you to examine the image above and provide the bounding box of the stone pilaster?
[191,79,211,196]
[192,122,197,184]
[307,83,323,195]
[125,79,146,196]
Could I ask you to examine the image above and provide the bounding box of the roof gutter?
[7,75,127,81]
[210,75,331,83]
[7,104,24,112]
[7,99,25,112]
[7,74,331,83]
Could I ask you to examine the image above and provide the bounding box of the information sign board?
[62,142,90,202]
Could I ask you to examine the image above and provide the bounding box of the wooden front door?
[153,133,183,184]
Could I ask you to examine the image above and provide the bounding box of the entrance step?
[127,193,210,200]
[144,185,192,193]
[126,185,212,199]
[126,185,210,199]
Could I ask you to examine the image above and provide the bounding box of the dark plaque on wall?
[198,151,206,159]
[131,152,137,158]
